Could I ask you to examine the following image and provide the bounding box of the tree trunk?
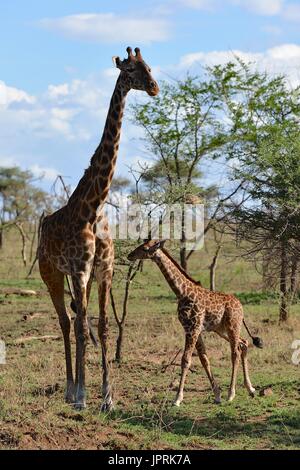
[290,256,298,302]
[180,244,187,271]
[26,212,45,277]
[111,263,140,364]
[180,209,187,270]
[0,226,3,250]
[16,223,27,267]
[115,323,124,364]
[29,219,37,262]
[209,245,222,291]
[279,240,289,322]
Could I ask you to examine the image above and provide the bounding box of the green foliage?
[203,60,300,319]
[130,77,225,204]
[0,166,51,225]
[235,291,277,305]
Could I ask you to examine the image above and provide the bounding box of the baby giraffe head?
[128,239,166,261]
[113,47,159,96]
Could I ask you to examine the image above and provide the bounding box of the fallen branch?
[15,335,60,344]
[161,349,181,373]
[0,288,37,296]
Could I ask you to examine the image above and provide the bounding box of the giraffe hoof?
[73,401,87,411]
[173,400,181,407]
[65,383,75,404]
[100,400,114,413]
[214,398,222,404]
[65,395,75,404]
[249,387,256,398]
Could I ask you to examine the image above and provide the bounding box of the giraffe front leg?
[72,276,89,410]
[196,335,221,404]
[39,261,75,404]
[174,331,199,407]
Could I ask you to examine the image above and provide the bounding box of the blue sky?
[1,0,300,192]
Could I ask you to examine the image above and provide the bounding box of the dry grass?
[0,227,299,449]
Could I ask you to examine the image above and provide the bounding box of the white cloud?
[3,41,300,191]
[0,80,35,109]
[0,155,16,167]
[30,164,59,182]
[0,70,125,189]
[232,0,284,16]
[39,13,170,44]
[47,83,70,99]
[49,107,79,137]
[178,44,300,86]
[0,156,59,183]
[268,43,300,59]
[179,49,261,68]
[46,75,114,111]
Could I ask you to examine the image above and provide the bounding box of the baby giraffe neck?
[153,250,195,298]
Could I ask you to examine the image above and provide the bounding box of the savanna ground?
[0,228,299,450]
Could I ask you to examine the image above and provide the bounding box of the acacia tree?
[231,131,300,322]
[131,77,229,270]
[208,60,300,321]
[0,166,51,264]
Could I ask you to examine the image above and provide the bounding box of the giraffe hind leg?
[216,330,255,398]
[239,339,256,397]
[39,262,75,403]
[96,268,114,412]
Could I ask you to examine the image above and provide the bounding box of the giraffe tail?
[70,299,99,348]
[243,319,263,348]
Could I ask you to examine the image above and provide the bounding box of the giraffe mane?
[161,247,202,286]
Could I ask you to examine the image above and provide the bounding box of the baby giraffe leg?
[216,331,255,399]
[240,339,256,397]
[174,331,199,407]
[196,335,221,404]
[227,333,241,402]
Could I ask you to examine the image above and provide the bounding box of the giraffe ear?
[112,56,122,69]
[159,239,167,249]
[150,239,167,252]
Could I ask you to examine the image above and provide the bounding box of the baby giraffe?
[128,240,263,406]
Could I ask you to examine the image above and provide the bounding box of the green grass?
[0,226,299,449]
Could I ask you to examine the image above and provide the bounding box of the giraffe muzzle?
[147,81,159,96]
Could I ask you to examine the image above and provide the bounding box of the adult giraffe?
[38,47,159,411]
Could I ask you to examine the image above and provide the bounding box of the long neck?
[68,75,129,222]
[153,249,196,298]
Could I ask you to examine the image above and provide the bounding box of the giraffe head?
[113,47,159,96]
[128,239,166,261]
